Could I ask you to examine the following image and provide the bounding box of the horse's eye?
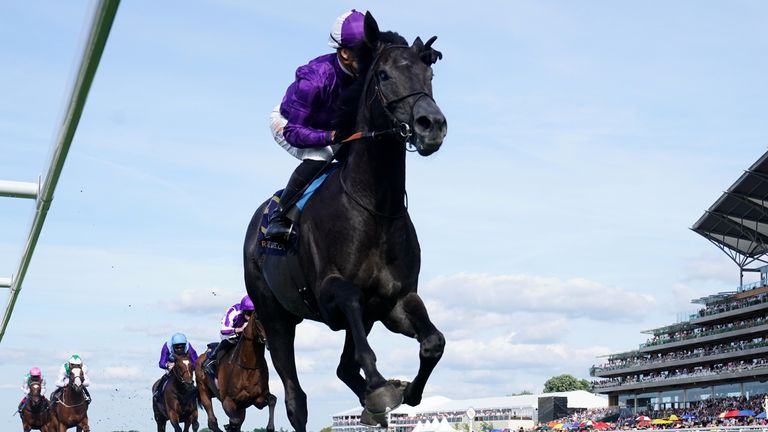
[378,70,391,81]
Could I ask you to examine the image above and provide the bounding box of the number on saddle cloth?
[256,164,339,256]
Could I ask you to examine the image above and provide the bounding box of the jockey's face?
[172,343,186,355]
[243,310,254,320]
[29,376,41,382]
[338,48,359,76]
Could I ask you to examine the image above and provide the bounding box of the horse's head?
[361,12,447,156]
[68,367,84,392]
[27,380,43,407]
[169,354,195,389]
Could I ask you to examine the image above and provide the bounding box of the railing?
[592,362,768,389]
[640,317,768,349]
[592,340,768,375]
[0,0,120,342]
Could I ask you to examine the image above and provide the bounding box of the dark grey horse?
[244,11,447,432]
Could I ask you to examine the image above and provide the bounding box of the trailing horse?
[243,11,447,432]
[152,352,199,432]
[51,367,89,432]
[195,317,276,432]
[20,380,56,432]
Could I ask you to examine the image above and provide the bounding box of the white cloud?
[682,252,738,284]
[423,272,655,323]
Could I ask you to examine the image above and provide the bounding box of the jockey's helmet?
[68,354,82,366]
[240,295,255,312]
[170,332,187,346]
[328,10,365,49]
[29,367,42,377]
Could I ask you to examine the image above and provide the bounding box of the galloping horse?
[195,317,276,432]
[152,352,199,432]
[52,367,89,432]
[20,380,56,432]
[244,12,447,432]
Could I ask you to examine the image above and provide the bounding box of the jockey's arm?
[21,378,28,394]
[54,365,68,387]
[282,72,334,148]
[82,365,91,387]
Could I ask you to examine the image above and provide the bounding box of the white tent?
[412,420,425,432]
[436,417,457,432]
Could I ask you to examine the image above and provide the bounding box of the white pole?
[0,180,39,199]
[0,0,121,342]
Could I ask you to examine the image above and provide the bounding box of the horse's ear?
[419,35,443,65]
[412,36,424,51]
[364,11,380,49]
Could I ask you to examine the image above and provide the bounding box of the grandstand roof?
[331,390,608,417]
[692,149,768,268]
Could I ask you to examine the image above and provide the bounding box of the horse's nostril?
[416,116,432,131]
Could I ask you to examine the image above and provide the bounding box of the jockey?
[17,367,46,413]
[203,295,261,375]
[264,9,367,242]
[155,332,199,396]
[50,354,91,406]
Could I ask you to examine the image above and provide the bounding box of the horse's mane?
[334,31,408,142]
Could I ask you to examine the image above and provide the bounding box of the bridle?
[343,44,434,148]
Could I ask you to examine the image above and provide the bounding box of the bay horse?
[152,352,199,432]
[243,11,447,432]
[52,367,89,432]
[20,380,56,432]
[195,317,276,432]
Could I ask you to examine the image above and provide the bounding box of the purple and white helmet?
[328,9,365,49]
[240,295,255,311]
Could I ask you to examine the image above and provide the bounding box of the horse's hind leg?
[382,292,445,406]
[336,323,374,406]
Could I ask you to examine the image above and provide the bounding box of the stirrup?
[264,219,295,242]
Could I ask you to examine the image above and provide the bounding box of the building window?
[659,389,684,409]
[714,383,741,398]
[744,380,768,398]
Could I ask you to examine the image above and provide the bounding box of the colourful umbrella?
[593,422,611,430]
[723,410,741,419]
[668,415,679,421]
[651,419,671,425]
[636,416,651,422]
[738,410,756,417]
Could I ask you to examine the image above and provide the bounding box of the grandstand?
[330,390,608,432]
[590,149,768,412]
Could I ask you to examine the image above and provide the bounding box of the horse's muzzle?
[412,98,447,155]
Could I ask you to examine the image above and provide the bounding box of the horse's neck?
[233,330,262,369]
[345,130,407,214]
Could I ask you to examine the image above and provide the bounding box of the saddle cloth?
[256,164,338,256]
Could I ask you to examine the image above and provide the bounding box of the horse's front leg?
[336,323,374,406]
[168,409,184,432]
[327,278,400,419]
[254,392,277,432]
[222,398,246,432]
[382,292,445,406]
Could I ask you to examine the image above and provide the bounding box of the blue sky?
[2,1,768,431]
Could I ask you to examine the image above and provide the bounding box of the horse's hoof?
[364,383,403,420]
[360,408,389,427]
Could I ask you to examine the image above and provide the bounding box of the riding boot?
[83,387,92,403]
[17,398,25,413]
[264,159,327,242]
[204,341,223,376]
